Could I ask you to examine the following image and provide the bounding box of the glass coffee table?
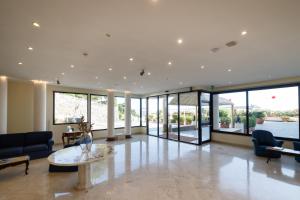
[48,144,113,190]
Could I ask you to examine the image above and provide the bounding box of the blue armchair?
[252,130,283,158]
[293,142,300,162]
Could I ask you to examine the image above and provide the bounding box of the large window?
[142,98,147,126]
[54,92,88,124]
[213,92,247,134]
[248,86,299,139]
[131,98,141,126]
[159,95,167,138]
[114,97,125,128]
[91,95,107,130]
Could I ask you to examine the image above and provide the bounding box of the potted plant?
[220,116,231,128]
[253,111,266,124]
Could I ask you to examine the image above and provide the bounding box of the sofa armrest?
[48,139,54,151]
[252,138,258,147]
[274,139,284,147]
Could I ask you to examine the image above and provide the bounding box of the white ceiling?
[0,0,300,94]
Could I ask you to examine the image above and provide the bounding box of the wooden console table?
[62,131,83,146]
[0,155,30,175]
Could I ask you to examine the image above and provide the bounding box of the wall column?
[0,76,7,134]
[125,92,131,137]
[107,90,115,140]
[213,94,219,130]
[33,81,47,131]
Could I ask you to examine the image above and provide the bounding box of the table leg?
[25,160,29,175]
[76,163,92,190]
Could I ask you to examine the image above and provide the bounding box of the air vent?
[210,47,220,53]
[226,41,238,47]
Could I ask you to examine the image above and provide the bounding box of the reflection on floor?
[0,135,300,200]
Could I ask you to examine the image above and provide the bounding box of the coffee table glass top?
[48,144,113,166]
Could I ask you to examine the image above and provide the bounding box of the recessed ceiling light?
[18,62,23,65]
[168,61,172,66]
[108,67,112,71]
[129,58,134,62]
[177,38,183,44]
[179,81,183,85]
[200,65,205,69]
[61,72,65,76]
[241,31,247,36]
[28,46,33,51]
[32,22,40,28]
[147,72,151,76]
[123,76,127,80]
[95,76,99,79]
[70,64,75,68]
[227,69,232,72]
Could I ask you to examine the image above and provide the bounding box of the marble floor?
[0,135,300,200]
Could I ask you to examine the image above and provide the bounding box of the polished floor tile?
[0,135,300,200]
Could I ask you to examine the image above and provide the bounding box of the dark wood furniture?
[0,155,30,175]
[266,146,300,163]
[62,131,83,146]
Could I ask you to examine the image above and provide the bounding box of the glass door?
[158,95,167,138]
[200,92,211,142]
[168,94,179,140]
[148,97,158,136]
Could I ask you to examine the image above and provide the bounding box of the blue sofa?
[0,131,54,160]
[252,130,283,158]
[293,142,300,162]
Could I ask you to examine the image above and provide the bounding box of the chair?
[252,130,283,158]
[293,142,300,162]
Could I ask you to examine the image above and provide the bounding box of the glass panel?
[148,97,158,136]
[142,98,147,126]
[131,98,141,126]
[54,92,88,124]
[168,94,178,140]
[201,92,211,142]
[91,95,107,130]
[159,95,167,138]
[248,86,299,139]
[213,92,247,134]
[114,97,125,128]
[179,92,199,144]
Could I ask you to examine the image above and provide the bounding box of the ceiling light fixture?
[177,38,183,44]
[168,61,172,66]
[129,57,134,62]
[123,76,127,80]
[200,65,205,69]
[70,64,75,68]
[61,72,65,76]
[32,22,40,28]
[227,69,232,72]
[241,31,247,36]
[108,67,113,71]
[95,76,99,79]
[18,62,23,65]
[147,72,151,76]
[28,46,33,51]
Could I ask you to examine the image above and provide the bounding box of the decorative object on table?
[66,125,74,132]
[78,116,93,153]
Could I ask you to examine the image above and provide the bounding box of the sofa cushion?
[0,133,25,148]
[24,131,52,146]
[0,147,23,159]
[23,144,48,153]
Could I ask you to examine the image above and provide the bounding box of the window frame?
[212,83,300,141]
[146,89,213,145]
[90,94,108,131]
[53,91,89,125]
